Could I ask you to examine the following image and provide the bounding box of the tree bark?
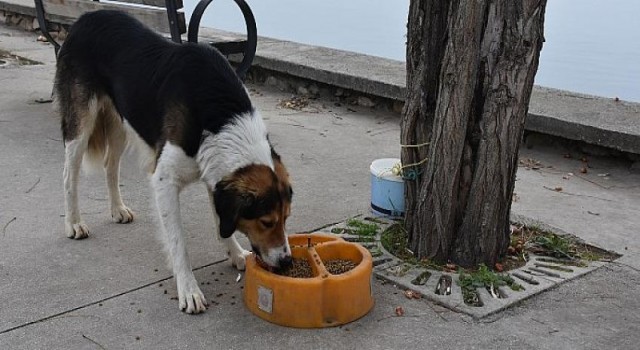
[401,0,547,267]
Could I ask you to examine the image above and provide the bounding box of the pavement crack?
[0,258,227,336]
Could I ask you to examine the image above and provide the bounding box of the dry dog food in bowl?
[278,258,314,278]
[324,259,357,275]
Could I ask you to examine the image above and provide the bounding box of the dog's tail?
[82,109,108,174]
[83,98,126,174]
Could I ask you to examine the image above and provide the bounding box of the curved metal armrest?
[33,0,61,56]
[187,0,257,79]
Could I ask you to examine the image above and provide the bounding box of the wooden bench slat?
[43,0,186,34]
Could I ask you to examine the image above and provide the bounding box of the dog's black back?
[56,10,252,156]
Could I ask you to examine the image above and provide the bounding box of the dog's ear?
[213,179,252,238]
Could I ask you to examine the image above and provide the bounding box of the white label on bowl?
[258,285,273,314]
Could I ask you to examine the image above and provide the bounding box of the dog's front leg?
[152,145,207,314]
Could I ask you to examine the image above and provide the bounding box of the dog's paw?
[65,222,90,239]
[229,249,252,271]
[177,278,208,314]
[111,205,134,224]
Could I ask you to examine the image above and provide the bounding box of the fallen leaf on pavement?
[554,187,563,192]
[580,167,588,174]
[404,290,422,300]
[395,306,405,317]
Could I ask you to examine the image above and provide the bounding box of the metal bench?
[33,0,257,78]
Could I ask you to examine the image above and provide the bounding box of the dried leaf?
[580,167,588,174]
[395,306,405,317]
[495,263,504,272]
[403,290,422,300]
[554,187,563,192]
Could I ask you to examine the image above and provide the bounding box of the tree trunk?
[401,0,547,267]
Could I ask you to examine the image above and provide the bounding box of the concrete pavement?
[1,25,639,350]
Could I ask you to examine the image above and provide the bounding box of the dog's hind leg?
[103,100,134,224]
[152,142,206,314]
[207,189,250,271]
[61,94,100,239]
[64,138,90,239]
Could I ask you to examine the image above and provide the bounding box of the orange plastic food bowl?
[243,233,374,328]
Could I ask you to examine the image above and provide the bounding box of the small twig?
[542,186,614,202]
[376,313,431,322]
[82,334,107,350]
[479,313,507,324]
[376,314,402,322]
[25,177,41,193]
[425,303,449,322]
[489,283,498,298]
[2,217,17,237]
[573,174,613,189]
[531,318,547,325]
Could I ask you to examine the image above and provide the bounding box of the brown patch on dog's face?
[214,160,293,268]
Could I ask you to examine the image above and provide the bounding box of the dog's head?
[213,151,292,269]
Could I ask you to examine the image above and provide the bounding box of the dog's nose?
[278,255,293,270]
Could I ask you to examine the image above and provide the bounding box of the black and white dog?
[56,10,293,314]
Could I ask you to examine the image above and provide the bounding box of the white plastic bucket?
[370,158,404,217]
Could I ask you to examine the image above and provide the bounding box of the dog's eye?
[260,219,275,228]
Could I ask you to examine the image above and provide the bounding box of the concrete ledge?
[527,87,640,154]
[3,0,640,155]
[198,30,640,156]
[0,0,34,17]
